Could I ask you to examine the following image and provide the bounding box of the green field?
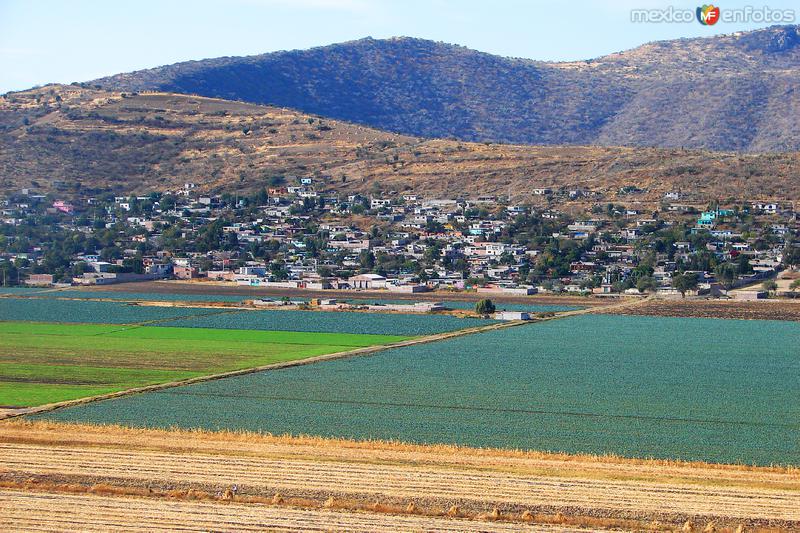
[40,315,800,466]
[0,322,410,407]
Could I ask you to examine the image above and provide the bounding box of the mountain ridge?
[2,85,799,205]
[88,26,800,152]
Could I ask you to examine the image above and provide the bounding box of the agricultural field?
[1,421,798,532]
[0,321,410,407]
[0,297,220,324]
[0,287,49,295]
[606,297,800,321]
[0,295,497,408]
[156,308,498,335]
[18,289,247,302]
[40,314,800,466]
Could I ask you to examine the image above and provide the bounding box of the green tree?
[714,263,738,292]
[783,246,800,268]
[254,187,268,205]
[736,254,753,275]
[789,279,800,298]
[359,250,376,271]
[475,299,496,316]
[269,260,289,280]
[672,272,698,298]
[636,276,657,293]
[762,280,778,295]
[0,260,18,286]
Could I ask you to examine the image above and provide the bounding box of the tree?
[269,260,289,280]
[736,254,753,275]
[636,276,657,293]
[0,260,18,286]
[714,263,738,292]
[359,250,375,271]
[475,299,496,316]
[672,272,698,298]
[790,279,800,298]
[783,246,800,268]
[254,187,268,206]
[762,280,778,295]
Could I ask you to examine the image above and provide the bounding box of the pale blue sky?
[1,0,797,93]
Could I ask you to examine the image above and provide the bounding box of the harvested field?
[0,489,584,532]
[0,422,797,531]
[604,298,800,321]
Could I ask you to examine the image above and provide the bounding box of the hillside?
[89,26,800,152]
[2,85,799,204]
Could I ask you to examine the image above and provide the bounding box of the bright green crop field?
[0,322,410,407]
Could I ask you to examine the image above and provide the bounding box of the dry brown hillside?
[92,27,800,152]
[1,85,799,205]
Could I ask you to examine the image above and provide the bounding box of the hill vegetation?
[90,26,800,152]
[2,86,799,204]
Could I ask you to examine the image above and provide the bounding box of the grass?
[0,321,411,407]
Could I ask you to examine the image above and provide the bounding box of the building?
[25,273,54,286]
[348,273,387,289]
[495,311,531,321]
[173,265,199,279]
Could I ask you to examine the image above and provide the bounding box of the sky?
[1,0,797,93]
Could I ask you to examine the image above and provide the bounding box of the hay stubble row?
[0,422,797,531]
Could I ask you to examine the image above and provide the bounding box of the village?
[1,177,799,300]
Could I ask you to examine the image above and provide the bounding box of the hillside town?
[2,179,799,299]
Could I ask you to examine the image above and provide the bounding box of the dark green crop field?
[40,314,800,466]
[0,322,409,407]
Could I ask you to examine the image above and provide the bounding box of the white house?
[348,273,387,289]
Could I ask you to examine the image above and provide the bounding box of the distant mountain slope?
[90,26,800,152]
[2,86,799,204]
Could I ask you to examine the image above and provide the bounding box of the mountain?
[2,85,799,204]
[90,26,800,152]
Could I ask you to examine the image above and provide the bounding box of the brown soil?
[604,298,800,321]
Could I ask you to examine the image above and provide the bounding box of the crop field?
[20,289,247,302]
[0,297,220,324]
[0,287,49,295]
[157,308,498,335]
[40,314,800,466]
[0,322,409,407]
[1,422,798,532]
[0,296,495,335]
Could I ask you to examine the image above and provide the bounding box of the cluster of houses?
[1,180,798,297]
